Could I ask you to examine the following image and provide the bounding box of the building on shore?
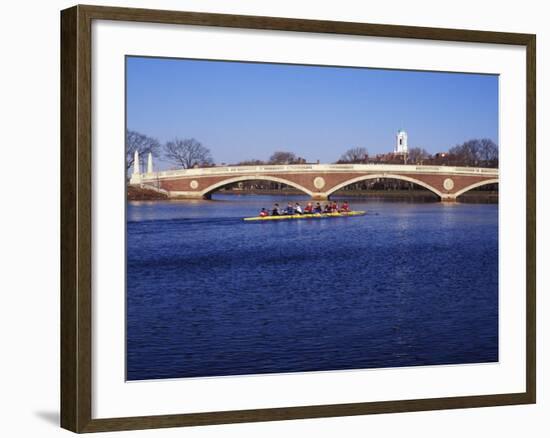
[394,129,408,155]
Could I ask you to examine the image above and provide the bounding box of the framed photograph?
[60,5,536,433]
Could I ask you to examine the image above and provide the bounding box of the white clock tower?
[395,129,408,154]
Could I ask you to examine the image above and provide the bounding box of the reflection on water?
[126,195,499,380]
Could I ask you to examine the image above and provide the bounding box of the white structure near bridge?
[394,129,408,155]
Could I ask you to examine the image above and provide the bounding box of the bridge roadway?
[129,163,499,201]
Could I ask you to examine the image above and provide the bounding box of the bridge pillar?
[168,191,205,199]
[311,193,329,201]
[440,194,457,202]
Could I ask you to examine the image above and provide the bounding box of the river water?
[126,195,498,380]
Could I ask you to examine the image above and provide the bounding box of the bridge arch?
[454,178,499,198]
[325,174,445,199]
[200,175,315,198]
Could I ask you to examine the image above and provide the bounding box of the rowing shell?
[243,211,366,221]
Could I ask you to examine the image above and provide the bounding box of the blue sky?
[126,56,498,167]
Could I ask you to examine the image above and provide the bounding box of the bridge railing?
[138,163,499,181]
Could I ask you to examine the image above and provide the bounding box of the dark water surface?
[126,195,498,380]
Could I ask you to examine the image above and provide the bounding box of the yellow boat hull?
[244,211,366,221]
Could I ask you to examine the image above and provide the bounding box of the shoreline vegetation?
[127,186,498,203]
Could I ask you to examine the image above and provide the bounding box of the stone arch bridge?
[130,163,498,202]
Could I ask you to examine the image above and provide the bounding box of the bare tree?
[126,130,161,173]
[448,138,498,167]
[338,147,369,163]
[269,151,299,164]
[449,141,476,166]
[164,138,214,169]
[478,138,499,167]
[407,147,431,164]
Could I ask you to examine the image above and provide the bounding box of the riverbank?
[126,187,498,203]
[127,186,168,201]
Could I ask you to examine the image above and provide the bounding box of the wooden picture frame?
[61,4,536,433]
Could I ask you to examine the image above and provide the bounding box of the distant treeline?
[235,139,498,168]
[126,129,498,172]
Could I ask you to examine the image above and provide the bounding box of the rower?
[295,203,303,215]
[259,208,269,217]
[272,203,281,216]
[285,202,294,215]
